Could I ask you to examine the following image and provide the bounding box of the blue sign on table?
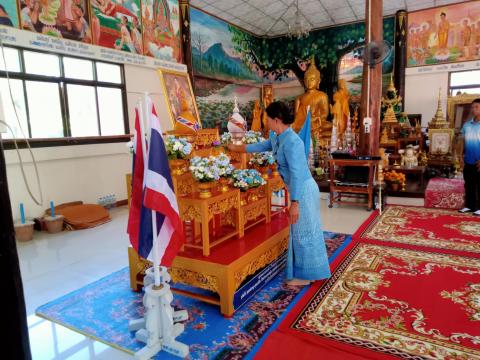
[233,252,287,310]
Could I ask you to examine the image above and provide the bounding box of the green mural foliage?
[228,17,395,93]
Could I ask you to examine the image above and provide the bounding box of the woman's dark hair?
[265,101,294,125]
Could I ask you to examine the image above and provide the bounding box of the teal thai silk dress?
[246,127,331,281]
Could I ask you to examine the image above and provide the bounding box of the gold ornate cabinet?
[178,189,242,256]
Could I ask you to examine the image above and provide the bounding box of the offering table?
[178,188,242,256]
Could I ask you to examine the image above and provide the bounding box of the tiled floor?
[19,198,412,359]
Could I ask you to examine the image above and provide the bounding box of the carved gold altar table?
[178,189,242,256]
[128,213,290,317]
[265,175,288,217]
[240,194,270,231]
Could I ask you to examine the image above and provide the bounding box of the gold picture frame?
[157,69,201,128]
[447,93,479,130]
[429,128,454,155]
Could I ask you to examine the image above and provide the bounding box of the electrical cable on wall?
[0,38,43,206]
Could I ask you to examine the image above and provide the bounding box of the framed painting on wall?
[447,93,478,130]
[1,0,19,27]
[18,0,91,42]
[158,69,201,130]
[90,0,142,53]
[142,0,182,63]
[407,0,480,67]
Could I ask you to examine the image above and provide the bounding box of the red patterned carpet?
[355,205,480,256]
[255,206,480,360]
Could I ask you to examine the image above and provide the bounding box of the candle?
[20,203,25,224]
[50,201,55,218]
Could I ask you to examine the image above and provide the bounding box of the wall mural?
[190,7,262,84]
[1,0,19,27]
[90,0,142,53]
[408,0,480,66]
[18,0,91,42]
[195,77,260,129]
[189,9,395,128]
[142,0,181,62]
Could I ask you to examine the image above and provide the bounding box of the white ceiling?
[190,0,465,37]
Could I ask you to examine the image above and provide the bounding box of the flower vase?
[198,182,214,198]
[218,177,230,192]
[169,159,186,176]
[270,164,279,178]
[390,182,399,191]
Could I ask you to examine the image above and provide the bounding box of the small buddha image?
[250,100,262,132]
[330,92,342,135]
[293,56,330,143]
[261,86,273,135]
[174,87,200,134]
[334,79,350,137]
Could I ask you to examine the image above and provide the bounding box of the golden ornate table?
[171,172,197,197]
[266,175,288,217]
[240,196,270,231]
[178,188,242,256]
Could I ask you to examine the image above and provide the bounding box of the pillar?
[0,142,31,359]
[359,0,383,156]
[179,0,194,85]
[394,10,407,110]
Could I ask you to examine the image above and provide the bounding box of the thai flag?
[127,99,184,267]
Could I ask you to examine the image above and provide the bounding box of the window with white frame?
[449,69,480,96]
[0,46,128,142]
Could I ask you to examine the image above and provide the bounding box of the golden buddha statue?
[334,79,350,137]
[293,57,330,143]
[261,86,273,136]
[330,92,342,136]
[174,88,200,135]
[250,100,262,132]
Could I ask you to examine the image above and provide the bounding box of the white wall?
[5,63,178,220]
[404,60,480,127]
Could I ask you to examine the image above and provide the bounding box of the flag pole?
[141,92,161,288]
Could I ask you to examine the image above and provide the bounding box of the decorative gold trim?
[169,268,219,293]
[233,235,289,290]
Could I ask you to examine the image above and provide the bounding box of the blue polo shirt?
[462,119,480,164]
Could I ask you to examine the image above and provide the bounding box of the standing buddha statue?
[261,86,273,136]
[292,57,331,144]
[334,79,350,138]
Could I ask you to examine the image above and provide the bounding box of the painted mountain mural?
[190,8,261,84]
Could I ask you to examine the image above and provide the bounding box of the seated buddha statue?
[292,57,331,144]
[174,88,200,134]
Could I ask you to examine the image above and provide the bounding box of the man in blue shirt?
[459,99,480,215]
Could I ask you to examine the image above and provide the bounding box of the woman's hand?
[289,201,299,224]
[227,144,246,153]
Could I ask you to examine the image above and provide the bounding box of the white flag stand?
[128,94,189,359]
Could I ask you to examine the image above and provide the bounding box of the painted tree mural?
[228,18,395,97]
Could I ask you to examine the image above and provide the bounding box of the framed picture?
[429,128,454,155]
[1,0,20,27]
[157,69,201,128]
[447,93,478,130]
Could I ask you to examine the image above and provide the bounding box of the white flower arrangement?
[213,153,235,178]
[231,169,266,191]
[189,156,220,183]
[165,135,193,160]
[220,132,232,145]
[242,130,265,144]
[248,152,275,167]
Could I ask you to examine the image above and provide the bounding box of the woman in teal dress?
[229,101,331,286]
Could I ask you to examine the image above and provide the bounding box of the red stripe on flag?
[144,187,185,266]
[127,109,144,250]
